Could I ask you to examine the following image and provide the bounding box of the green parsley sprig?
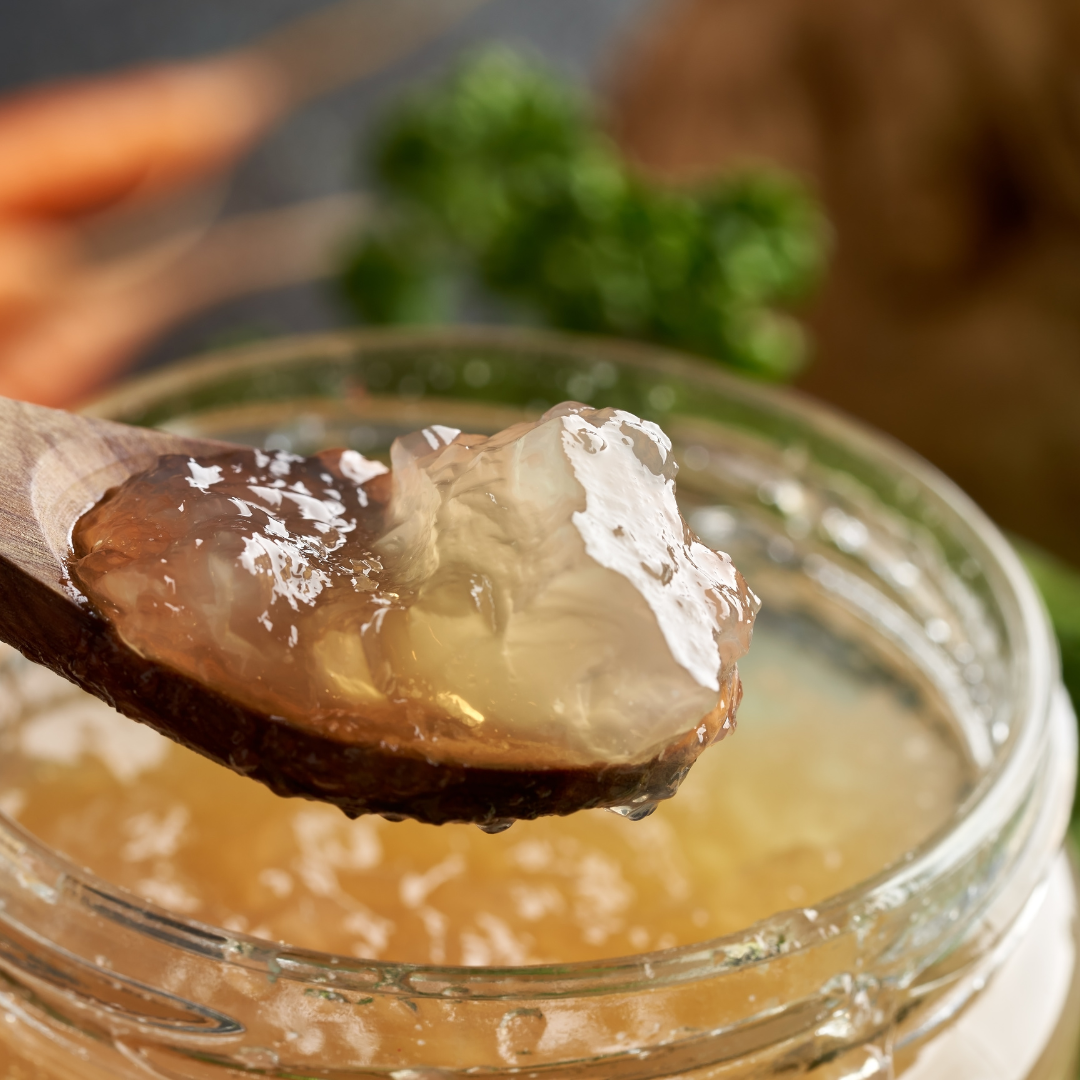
[338,48,824,379]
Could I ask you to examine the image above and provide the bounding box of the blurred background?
[1,0,1079,767]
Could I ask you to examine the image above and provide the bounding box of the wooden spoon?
[0,396,718,827]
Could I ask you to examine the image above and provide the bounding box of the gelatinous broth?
[0,609,968,965]
[70,407,756,789]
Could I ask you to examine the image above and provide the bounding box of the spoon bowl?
[0,396,725,826]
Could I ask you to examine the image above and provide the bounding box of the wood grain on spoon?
[0,398,718,826]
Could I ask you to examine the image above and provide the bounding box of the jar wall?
[0,850,1074,1080]
[0,329,1070,1078]
[896,852,1080,1080]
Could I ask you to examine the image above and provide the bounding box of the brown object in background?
[611,0,1080,566]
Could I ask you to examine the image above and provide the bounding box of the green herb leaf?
[337,47,825,379]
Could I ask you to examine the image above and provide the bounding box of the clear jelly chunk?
[71,404,758,774]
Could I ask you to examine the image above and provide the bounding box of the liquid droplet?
[606,800,659,821]
[477,818,514,834]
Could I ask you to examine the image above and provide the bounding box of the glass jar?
[0,327,1074,1079]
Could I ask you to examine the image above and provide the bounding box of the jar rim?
[14,324,1062,998]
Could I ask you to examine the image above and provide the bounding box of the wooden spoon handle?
[0,396,239,734]
[0,395,231,592]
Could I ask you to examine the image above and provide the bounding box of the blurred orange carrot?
[0,194,365,407]
[0,0,491,406]
[0,55,285,219]
[0,218,77,320]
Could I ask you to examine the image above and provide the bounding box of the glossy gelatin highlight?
[70,403,757,825]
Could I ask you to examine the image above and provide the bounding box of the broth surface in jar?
[0,609,968,964]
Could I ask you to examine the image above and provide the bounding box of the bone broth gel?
[0,614,964,963]
[4,621,1073,1080]
[66,406,758,823]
